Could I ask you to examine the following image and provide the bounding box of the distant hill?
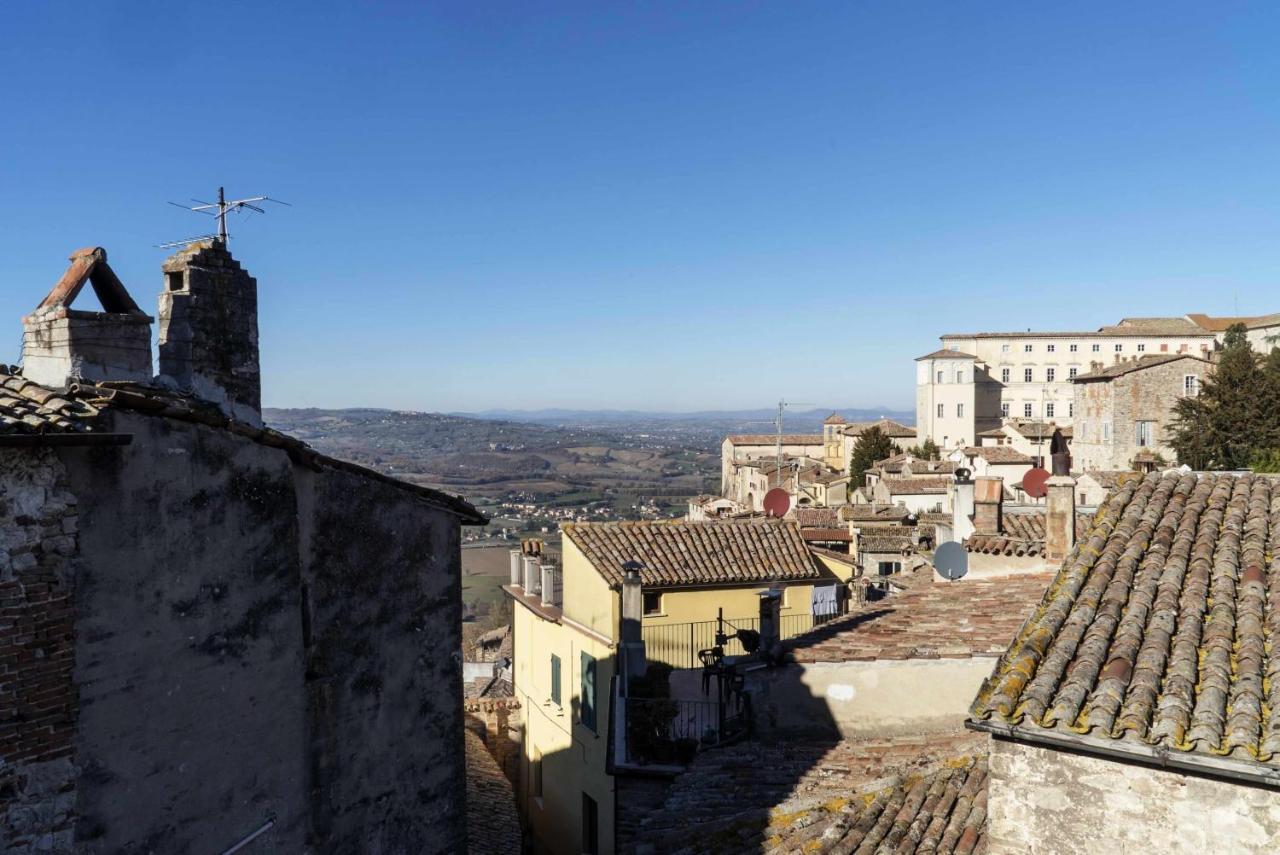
[451,407,915,433]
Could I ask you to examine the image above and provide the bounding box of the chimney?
[619,567,647,682]
[158,241,261,425]
[22,248,153,388]
[1045,474,1077,563]
[973,476,1003,535]
[951,468,975,542]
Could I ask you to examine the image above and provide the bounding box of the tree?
[849,426,896,486]
[1170,324,1268,470]
[906,438,941,461]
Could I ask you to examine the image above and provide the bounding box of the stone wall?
[1072,358,1212,471]
[21,313,153,389]
[987,737,1280,854]
[464,698,521,786]
[0,449,80,854]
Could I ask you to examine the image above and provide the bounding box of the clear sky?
[3,3,1279,412]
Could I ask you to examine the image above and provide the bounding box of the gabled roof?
[726,434,823,446]
[915,348,978,361]
[969,472,1280,779]
[956,446,1034,465]
[965,510,1096,556]
[881,476,951,495]
[823,412,846,425]
[560,518,821,588]
[28,247,148,318]
[1187,312,1280,332]
[1004,420,1072,441]
[843,418,917,439]
[1072,353,1211,382]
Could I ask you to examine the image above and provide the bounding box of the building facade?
[1070,353,1212,471]
[916,317,1219,449]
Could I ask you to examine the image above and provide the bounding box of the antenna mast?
[160,186,291,248]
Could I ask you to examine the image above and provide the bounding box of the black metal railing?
[641,607,848,670]
[620,694,751,767]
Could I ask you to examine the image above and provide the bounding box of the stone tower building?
[158,240,262,424]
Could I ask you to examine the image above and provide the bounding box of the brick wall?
[0,449,80,854]
[464,698,521,787]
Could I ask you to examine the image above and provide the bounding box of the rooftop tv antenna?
[774,399,813,476]
[159,186,291,248]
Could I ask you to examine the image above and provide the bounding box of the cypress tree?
[1170,324,1265,469]
[849,426,896,486]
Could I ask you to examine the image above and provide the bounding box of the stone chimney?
[973,476,1003,535]
[1045,475,1077,562]
[619,568,647,681]
[158,241,261,424]
[21,248,153,388]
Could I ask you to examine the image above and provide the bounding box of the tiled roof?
[794,507,840,528]
[789,574,1054,662]
[801,527,852,543]
[942,322,1215,340]
[823,412,847,424]
[762,756,989,855]
[882,476,951,495]
[957,446,1033,465]
[632,732,988,855]
[0,373,101,434]
[844,418,917,438]
[965,510,1095,557]
[1100,317,1205,335]
[561,518,821,588]
[916,348,979,361]
[969,472,1280,775]
[859,533,915,554]
[464,730,521,854]
[727,434,823,446]
[1187,311,1280,332]
[1072,353,1209,381]
[1004,420,1072,441]
[844,504,913,522]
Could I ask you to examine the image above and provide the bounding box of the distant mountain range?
[450,407,915,430]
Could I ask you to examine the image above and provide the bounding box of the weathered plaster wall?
[0,449,80,853]
[299,464,466,854]
[46,410,466,853]
[987,738,1280,854]
[60,413,309,853]
[750,658,996,739]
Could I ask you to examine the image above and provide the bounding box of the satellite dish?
[933,541,969,581]
[1023,467,1051,499]
[763,488,790,518]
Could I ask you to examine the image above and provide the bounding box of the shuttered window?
[580,652,597,732]
[550,654,562,706]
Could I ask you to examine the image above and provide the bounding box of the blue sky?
[3,3,1279,412]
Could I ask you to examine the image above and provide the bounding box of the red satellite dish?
[763,488,791,518]
[1023,467,1050,499]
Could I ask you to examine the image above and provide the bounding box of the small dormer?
[21,247,154,388]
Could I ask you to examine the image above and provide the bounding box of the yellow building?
[506,519,844,855]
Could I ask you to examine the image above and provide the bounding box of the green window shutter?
[550,654,562,706]
[580,652,597,732]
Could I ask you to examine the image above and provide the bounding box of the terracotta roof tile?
[561,518,821,588]
[957,446,1034,465]
[464,730,521,853]
[844,418,918,438]
[1072,353,1210,381]
[883,477,951,495]
[789,574,1053,662]
[0,373,101,434]
[727,434,823,446]
[969,472,1280,773]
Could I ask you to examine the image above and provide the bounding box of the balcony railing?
[612,682,751,769]
[641,608,848,670]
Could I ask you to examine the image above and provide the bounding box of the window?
[550,654,562,706]
[165,271,184,291]
[937,370,943,383]
[956,403,964,417]
[1137,343,1146,352]
[1136,421,1154,447]
[1092,344,1101,352]
[582,794,600,855]
[877,561,902,576]
[1046,403,1055,418]
[1024,368,1033,383]
[1001,403,1010,417]
[1103,422,1112,442]
[1160,343,1168,352]
[1069,403,1074,418]
[1069,344,1078,353]
[1184,375,1199,395]
[937,404,944,418]
[1001,344,1010,353]
[1024,403,1033,418]
[580,652,597,732]
[1046,368,1056,382]
[1024,344,1033,353]
[1001,368,1010,383]
[1115,344,1123,352]
[956,371,964,384]
[643,591,663,616]
[1068,367,1078,379]
[1047,344,1056,353]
